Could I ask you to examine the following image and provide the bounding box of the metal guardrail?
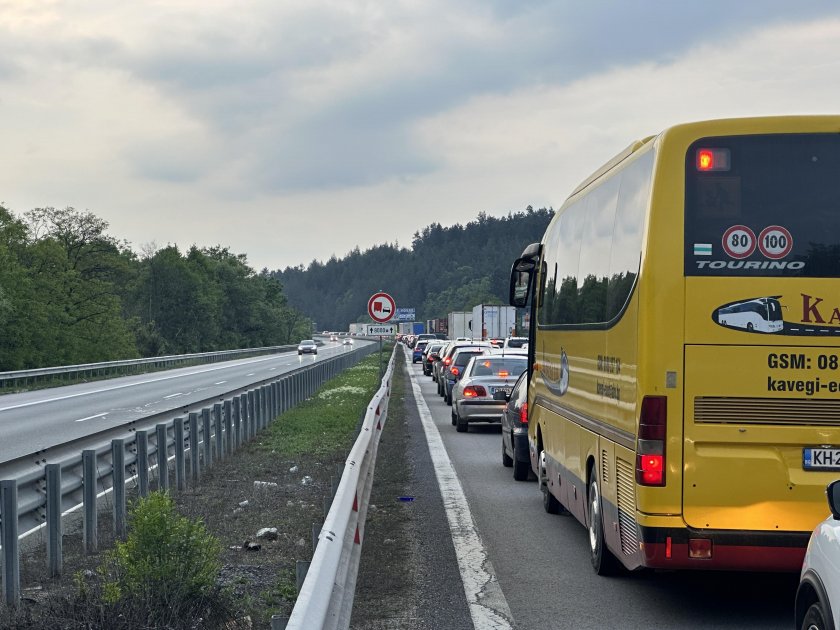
[0,344,300,390]
[281,346,396,630]
[0,343,379,605]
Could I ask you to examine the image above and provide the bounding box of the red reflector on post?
[665,536,672,559]
[689,538,712,559]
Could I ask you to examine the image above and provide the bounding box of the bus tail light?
[689,538,712,559]
[519,402,528,425]
[636,396,666,486]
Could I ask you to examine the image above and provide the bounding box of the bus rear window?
[685,133,840,277]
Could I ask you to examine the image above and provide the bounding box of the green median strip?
[258,345,394,457]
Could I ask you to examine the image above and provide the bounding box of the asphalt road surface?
[0,340,371,464]
[391,353,798,630]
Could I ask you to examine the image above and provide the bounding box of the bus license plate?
[803,447,840,471]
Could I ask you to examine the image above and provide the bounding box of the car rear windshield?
[453,351,485,366]
[685,133,840,277]
[469,357,527,377]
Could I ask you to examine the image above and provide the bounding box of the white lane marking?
[214,381,227,385]
[76,412,108,423]
[0,355,288,413]
[163,392,183,399]
[246,373,255,376]
[405,354,514,630]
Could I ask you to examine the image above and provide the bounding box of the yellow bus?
[509,116,840,574]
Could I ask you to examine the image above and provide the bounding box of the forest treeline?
[274,207,554,331]
[0,205,311,371]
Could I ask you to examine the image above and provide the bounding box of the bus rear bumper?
[637,526,810,572]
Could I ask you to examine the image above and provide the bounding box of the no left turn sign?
[367,292,396,323]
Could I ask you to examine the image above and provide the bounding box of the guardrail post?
[82,449,98,553]
[189,412,200,484]
[296,559,310,593]
[45,464,62,577]
[1,480,20,606]
[214,403,223,459]
[174,417,186,491]
[224,400,233,456]
[112,439,127,539]
[156,423,169,492]
[233,396,242,448]
[137,430,149,497]
[246,389,260,440]
[259,386,267,429]
[202,408,212,467]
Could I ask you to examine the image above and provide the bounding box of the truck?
[471,304,516,341]
[399,322,413,335]
[349,322,365,335]
[447,311,471,340]
[412,322,425,335]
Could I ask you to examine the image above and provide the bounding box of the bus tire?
[502,437,513,467]
[539,449,561,514]
[801,601,827,630]
[587,474,621,576]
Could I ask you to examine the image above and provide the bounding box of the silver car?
[451,355,528,433]
[297,339,318,355]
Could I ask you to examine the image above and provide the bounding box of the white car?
[795,479,840,630]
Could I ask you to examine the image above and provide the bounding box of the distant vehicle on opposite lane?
[298,340,318,355]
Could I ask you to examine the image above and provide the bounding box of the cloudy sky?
[3,1,840,271]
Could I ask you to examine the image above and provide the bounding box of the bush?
[98,491,230,627]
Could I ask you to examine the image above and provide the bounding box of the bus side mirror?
[509,257,534,308]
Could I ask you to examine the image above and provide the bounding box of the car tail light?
[636,396,666,486]
[519,402,528,424]
[450,367,459,377]
[463,385,487,398]
[498,370,509,377]
[444,357,452,366]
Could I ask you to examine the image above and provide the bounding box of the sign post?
[367,292,396,379]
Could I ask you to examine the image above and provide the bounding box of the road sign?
[722,225,756,259]
[395,307,415,321]
[365,324,395,336]
[367,292,396,323]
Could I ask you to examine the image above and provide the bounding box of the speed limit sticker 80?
[722,225,756,259]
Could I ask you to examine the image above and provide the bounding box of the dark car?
[412,340,430,363]
[422,342,445,376]
[498,371,533,480]
[297,339,318,355]
[442,348,489,405]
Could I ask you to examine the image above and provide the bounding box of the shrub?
[99,491,228,626]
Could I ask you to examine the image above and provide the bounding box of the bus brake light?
[636,396,667,486]
[696,148,731,172]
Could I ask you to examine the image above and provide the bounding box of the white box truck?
[447,311,471,340]
[471,304,516,340]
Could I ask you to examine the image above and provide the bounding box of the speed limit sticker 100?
[758,225,793,260]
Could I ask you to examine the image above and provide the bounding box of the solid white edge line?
[75,412,108,423]
[404,353,514,630]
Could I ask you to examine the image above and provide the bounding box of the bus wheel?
[502,437,513,467]
[539,450,561,514]
[587,474,621,575]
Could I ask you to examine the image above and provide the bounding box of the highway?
[0,339,371,464]
[399,355,799,630]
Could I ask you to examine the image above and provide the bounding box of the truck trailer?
[471,304,515,340]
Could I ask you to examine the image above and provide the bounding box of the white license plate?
[491,387,512,396]
[803,447,840,470]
